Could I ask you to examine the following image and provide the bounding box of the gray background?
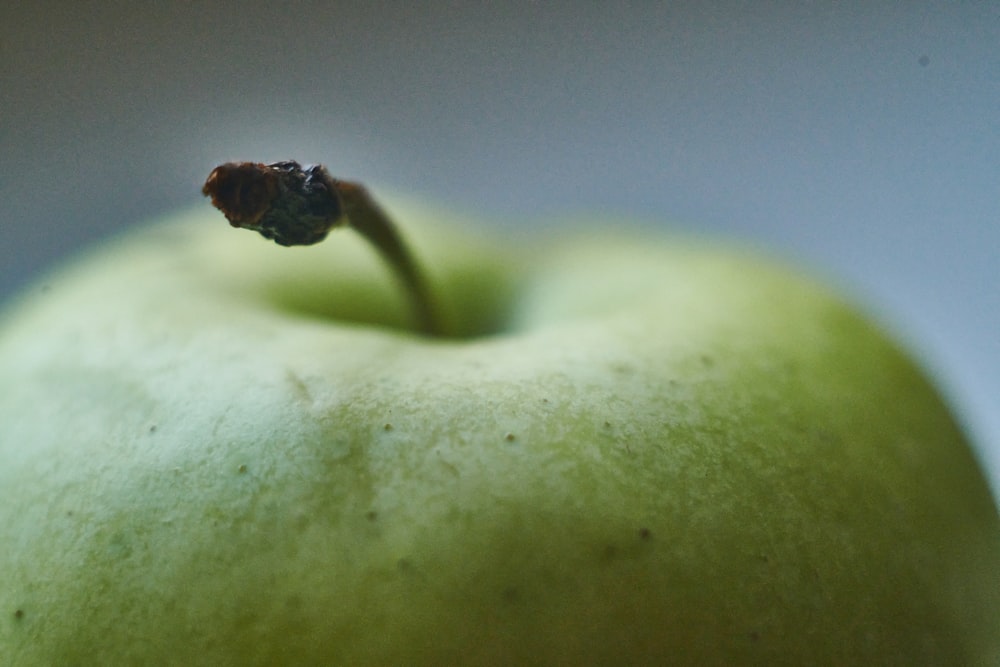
[2,3,998,496]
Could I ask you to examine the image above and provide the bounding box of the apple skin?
[0,199,998,665]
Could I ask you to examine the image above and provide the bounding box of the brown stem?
[202,161,439,336]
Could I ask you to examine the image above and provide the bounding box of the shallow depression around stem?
[200,162,530,340]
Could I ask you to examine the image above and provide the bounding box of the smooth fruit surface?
[1,201,998,665]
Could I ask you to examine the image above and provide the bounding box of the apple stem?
[202,161,439,336]
[335,180,438,335]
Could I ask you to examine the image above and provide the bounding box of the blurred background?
[2,2,997,494]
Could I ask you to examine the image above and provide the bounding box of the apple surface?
[0,198,998,665]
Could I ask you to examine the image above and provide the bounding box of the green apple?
[0,195,998,665]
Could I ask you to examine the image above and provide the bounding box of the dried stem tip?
[202,161,439,336]
[202,161,344,246]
